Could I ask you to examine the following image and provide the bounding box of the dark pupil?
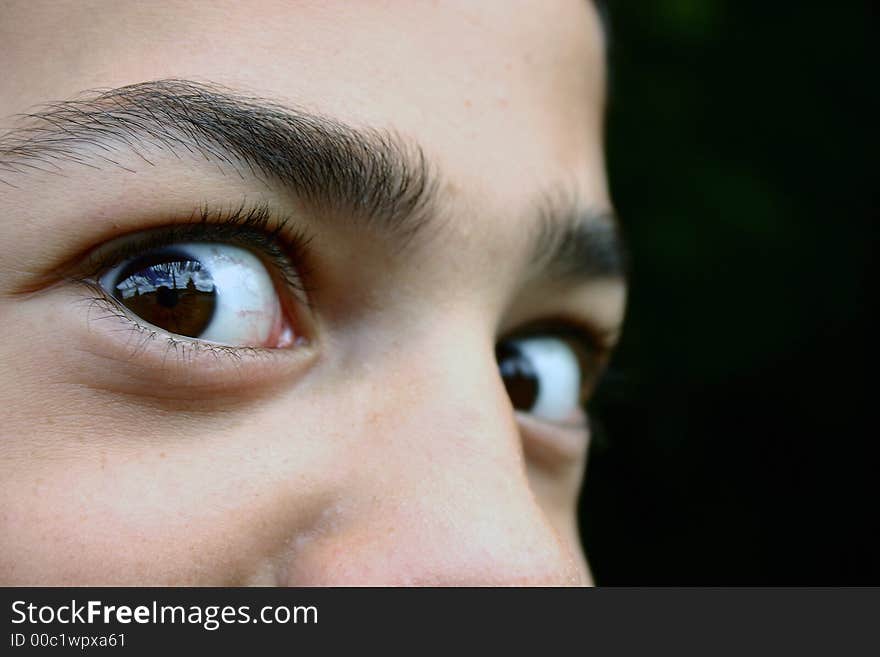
[112,251,216,338]
[495,342,539,411]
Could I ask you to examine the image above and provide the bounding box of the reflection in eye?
[495,336,586,423]
[99,242,293,347]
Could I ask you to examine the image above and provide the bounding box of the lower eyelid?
[65,285,318,397]
[516,410,590,469]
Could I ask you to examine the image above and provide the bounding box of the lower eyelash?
[76,284,283,365]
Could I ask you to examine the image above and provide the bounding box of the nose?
[277,328,588,586]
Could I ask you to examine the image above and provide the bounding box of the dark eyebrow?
[0,79,437,240]
[530,193,627,283]
[0,78,624,286]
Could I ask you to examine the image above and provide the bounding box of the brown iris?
[112,250,217,338]
[496,341,539,411]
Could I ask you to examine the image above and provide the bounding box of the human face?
[0,0,625,585]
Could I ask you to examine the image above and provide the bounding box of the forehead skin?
[0,0,608,203]
[0,1,616,585]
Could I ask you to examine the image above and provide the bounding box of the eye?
[98,242,294,348]
[495,335,596,423]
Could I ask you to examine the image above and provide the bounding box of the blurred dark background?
[580,1,875,584]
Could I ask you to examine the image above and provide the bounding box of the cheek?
[0,407,345,585]
[526,458,589,559]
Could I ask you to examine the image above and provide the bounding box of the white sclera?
[509,336,582,422]
[101,242,280,346]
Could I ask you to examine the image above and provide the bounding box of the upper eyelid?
[77,203,317,302]
[501,317,612,356]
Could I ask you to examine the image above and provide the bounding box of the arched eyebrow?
[0,79,437,240]
[0,78,625,285]
[530,195,627,283]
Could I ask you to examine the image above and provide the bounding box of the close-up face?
[0,0,625,585]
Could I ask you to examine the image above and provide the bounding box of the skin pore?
[0,0,625,585]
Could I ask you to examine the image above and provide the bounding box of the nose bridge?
[283,324,585,585]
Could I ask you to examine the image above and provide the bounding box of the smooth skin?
[0,0,625,585]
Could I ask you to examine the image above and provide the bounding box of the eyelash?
[73,202,315,359]
[79,292,275,362]
[81,202,314,295]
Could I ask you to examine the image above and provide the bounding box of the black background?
[580,1,874,584]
